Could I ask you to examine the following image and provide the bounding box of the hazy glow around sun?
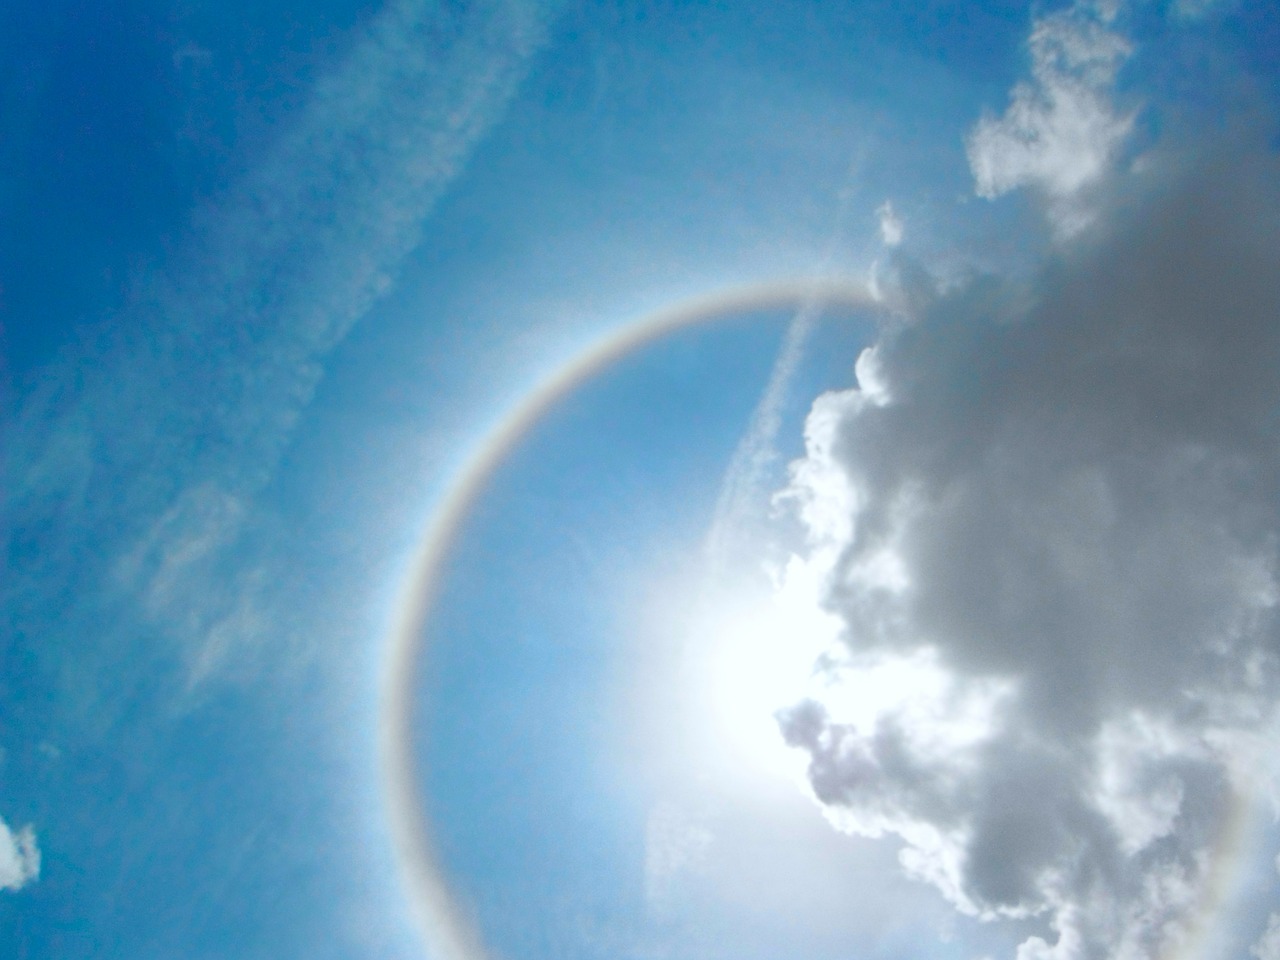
[682,544,1017,788]
[695,555,844,778]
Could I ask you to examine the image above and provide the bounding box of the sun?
[687,555,845,780]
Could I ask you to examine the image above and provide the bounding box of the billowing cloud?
[772,143,1280,960]
[966,3,1134,234]
[0,817,40,892]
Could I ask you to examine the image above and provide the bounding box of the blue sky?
[4,2,1280,960]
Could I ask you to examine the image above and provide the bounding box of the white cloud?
[772,145,1280,960]
[966,5,1134,234]
[877,201,904,247]
[0,817,40,892]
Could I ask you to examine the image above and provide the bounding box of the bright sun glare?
[692,556,842,778]
[688,550,1015,785]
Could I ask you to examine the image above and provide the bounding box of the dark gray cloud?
[775,143,1280,960]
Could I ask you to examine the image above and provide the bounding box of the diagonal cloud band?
[3,0,553,703]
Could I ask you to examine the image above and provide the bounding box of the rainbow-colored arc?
[377,276,1263,960]
[379,278,881,960]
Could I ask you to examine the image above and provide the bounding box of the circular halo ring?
[376,276,1259,960]
[379,278,881,960]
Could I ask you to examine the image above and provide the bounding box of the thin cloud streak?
[705,296,828,568]
[706,188,877,572]
[3,0,552,692]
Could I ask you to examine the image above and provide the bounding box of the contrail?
[705,187,869,571]
[704,297,827,567]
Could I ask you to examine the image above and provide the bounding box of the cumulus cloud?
[772,145,1280,960]
[0,817,40,892]
[966,4,1134,234]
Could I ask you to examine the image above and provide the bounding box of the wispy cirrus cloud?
[4,0,552,695]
